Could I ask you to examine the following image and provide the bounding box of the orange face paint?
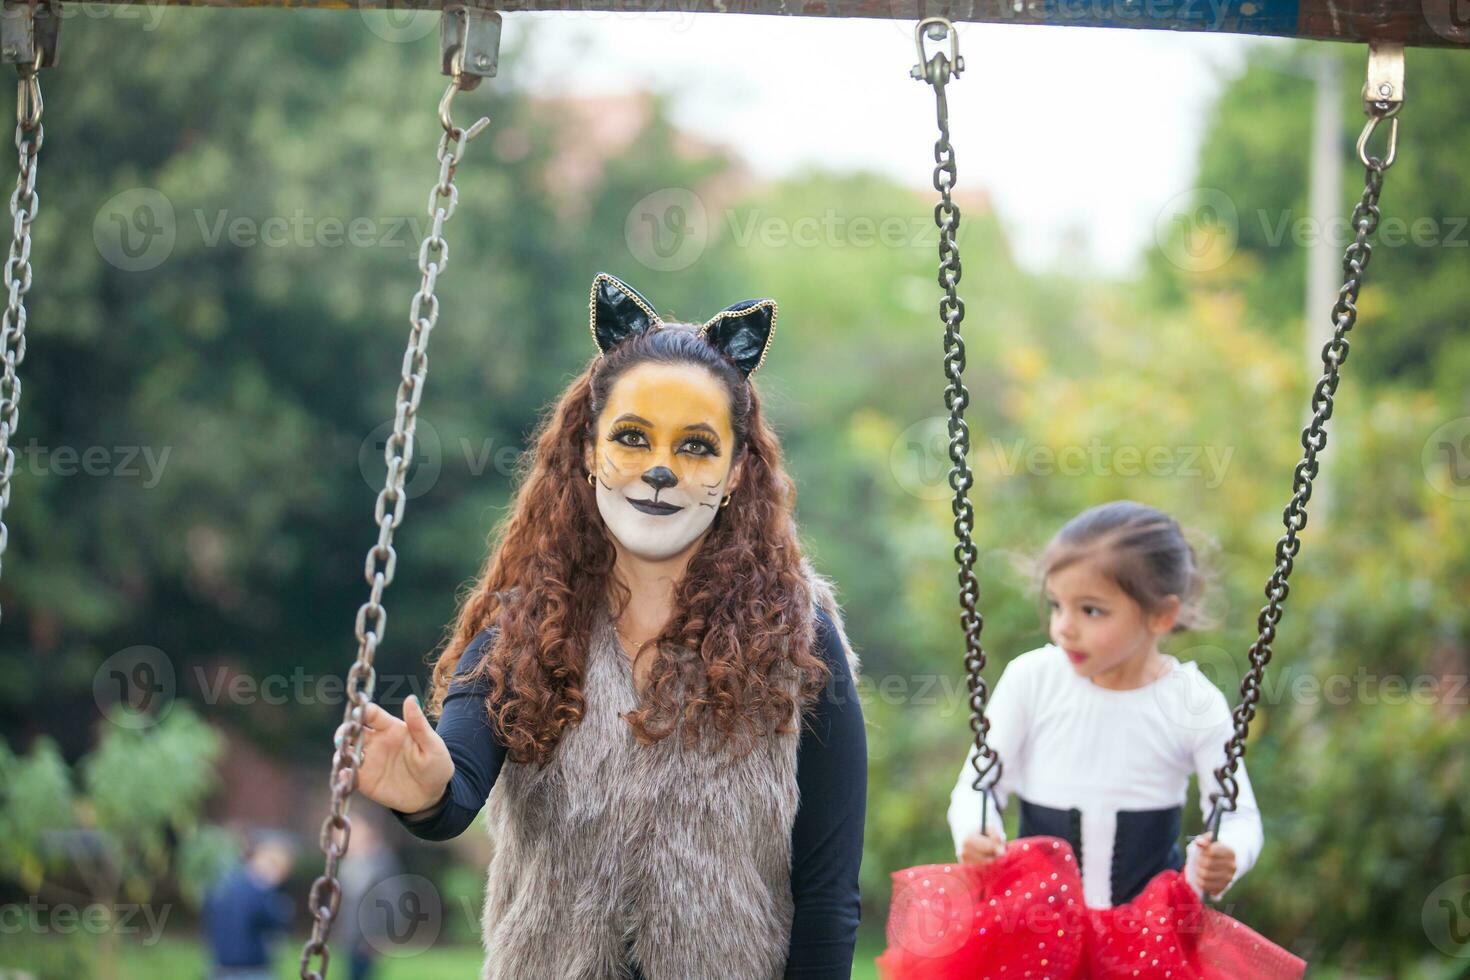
[584,362,740,561]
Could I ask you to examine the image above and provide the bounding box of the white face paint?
[585,361,741,562]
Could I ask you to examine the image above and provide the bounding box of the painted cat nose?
[642,466,677,492]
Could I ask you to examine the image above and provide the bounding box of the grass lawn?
[2,928,889,979]
[5,929,1465,978]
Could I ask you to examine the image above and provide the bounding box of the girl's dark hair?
[1031,500,1217,634]
[428,322,832,765]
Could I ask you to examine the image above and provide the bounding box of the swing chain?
[913,17,1002,829]
[298,94,484,980]
[0,42,44,625]
[1206,47,1401,842]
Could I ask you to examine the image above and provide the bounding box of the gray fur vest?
[477,563,858,980]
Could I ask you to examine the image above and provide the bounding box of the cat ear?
[590,272,662,356]
[700,299,777,379]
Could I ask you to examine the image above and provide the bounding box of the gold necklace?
[614,622,658,651]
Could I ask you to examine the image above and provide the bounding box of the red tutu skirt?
[875,837,1304,980]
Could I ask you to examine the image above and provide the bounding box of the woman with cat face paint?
[354,272,868,980]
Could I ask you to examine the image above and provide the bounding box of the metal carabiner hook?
[1357,41,1404,171]
[910,17,964,88]
[1357,109,1398,171]
[15,47,43,133]
[438,28,490,142]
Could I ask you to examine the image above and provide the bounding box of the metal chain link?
[0,55,43,625]
[298,94,482,980]
[913,19,1002,831]
[1207,97,1400,839]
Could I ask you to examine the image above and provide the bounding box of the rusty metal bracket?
[440,1,500,92]
[1,0,60,71]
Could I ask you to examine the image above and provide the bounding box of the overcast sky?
[501,12,1284,276]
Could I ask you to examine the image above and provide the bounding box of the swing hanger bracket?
[438,1,498,142]
[1,0,60,74]
[910,16,964,87]
[441,1,501,92]
[1357,39,1404,170]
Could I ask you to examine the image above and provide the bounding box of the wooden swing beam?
[15,0,1470,47]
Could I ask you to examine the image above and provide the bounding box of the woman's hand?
[1192,832,1237,898]
[356,695,455,815]
[958,824,1006,868]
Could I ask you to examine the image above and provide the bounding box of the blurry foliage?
[1,705,228,978]
[2,706,226,903]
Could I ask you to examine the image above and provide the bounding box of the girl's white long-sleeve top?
[946,643,1264,909]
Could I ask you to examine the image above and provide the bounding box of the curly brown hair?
[427,324,833,766]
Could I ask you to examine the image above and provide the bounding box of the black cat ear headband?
[588,271,777,379]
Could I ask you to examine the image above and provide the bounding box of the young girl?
[949,500,1261,909]
[876,501,1301,978]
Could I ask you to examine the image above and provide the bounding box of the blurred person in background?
[201,828,296,980]
[328,811,404,980]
